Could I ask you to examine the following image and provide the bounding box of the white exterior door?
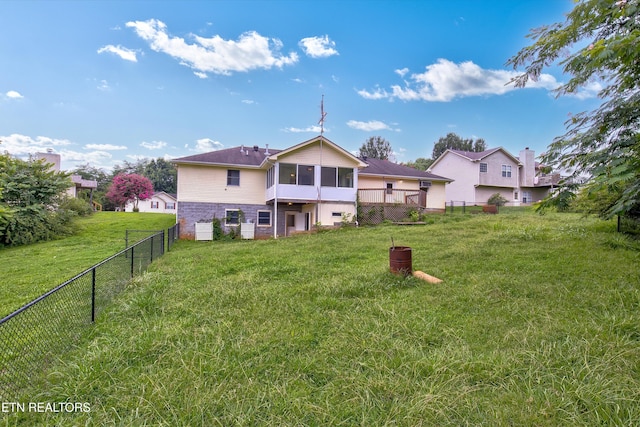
[385,182,395,203]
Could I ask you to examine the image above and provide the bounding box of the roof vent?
[253,145,259,152]
[265,144,270,155]
[240,145,245,152]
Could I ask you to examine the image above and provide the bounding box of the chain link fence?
[167,223,180,251]
[446,201,488,214]
[618,215,640,237]
[0,225,179,401]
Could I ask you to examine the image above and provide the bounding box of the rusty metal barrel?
[389,246,412,276]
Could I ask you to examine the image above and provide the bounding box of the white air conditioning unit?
[420,180,432,188]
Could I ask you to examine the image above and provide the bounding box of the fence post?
[161,230,165,256]
[91,267,96,323]
[463,201,466,214]
[618,215,621,232]
[130,245,135,278]
[150,235,154,263]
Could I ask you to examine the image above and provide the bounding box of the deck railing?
[358,189,426,207]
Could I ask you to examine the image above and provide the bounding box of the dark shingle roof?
[172,146,282,167]
[360,157,451,181]
[448,148,502,160]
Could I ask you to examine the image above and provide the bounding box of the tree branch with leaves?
[507,0,640,218]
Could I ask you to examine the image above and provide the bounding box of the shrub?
[212,217,224,240]
[59,196,93,217]
[488,193,508,206]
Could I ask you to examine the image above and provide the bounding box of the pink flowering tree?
[106,173,154,211]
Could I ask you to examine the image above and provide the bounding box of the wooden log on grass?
[413,270,443,284]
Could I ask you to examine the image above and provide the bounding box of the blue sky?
[0,0,600,171]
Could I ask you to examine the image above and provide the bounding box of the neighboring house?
[357,157,452,222]
[173,136,368,239]
[36,151,98,204]
[428,147,560,205]
[125,191,178,214]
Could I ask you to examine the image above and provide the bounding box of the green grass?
[0,212,176,317]
[4,209,640,425]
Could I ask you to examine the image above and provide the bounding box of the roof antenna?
[319,94,327,136]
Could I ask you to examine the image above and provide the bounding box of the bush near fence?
[0,223,179,401]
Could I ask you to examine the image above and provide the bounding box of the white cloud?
[59,149,113,166]
[194,138,224,152]
[241,99,256,105]
[346,120,393,132]
[569,80,603,100]
[283,125,322,133]
[359,59,561,102]
[194,71,208,79]
[395,68,409,78]
[357,86,390,100]
[299,35,338,58]
[85,143,127,150]
[0,134,72,155]
[0,134,118,169]
[140,140,168,150]
[97,80,110,91]
[97,44,138,62]
[6,90,23,99]
[126,19,299,76]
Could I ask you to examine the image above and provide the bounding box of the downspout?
[273,162,278,239]
[516,164,520,206]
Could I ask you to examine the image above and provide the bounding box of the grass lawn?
[0,212,176,318]
[6,209,640,425]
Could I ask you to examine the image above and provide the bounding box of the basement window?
[257,210,272,226]
[225,209,240,226]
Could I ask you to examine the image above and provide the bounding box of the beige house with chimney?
[428,147,559,205]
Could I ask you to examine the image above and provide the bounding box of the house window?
[257,210,272,226]
[225,209,240,226]
[279,163,297,184]
[321,167,337,187]
[150,201,159,209]
[227,169,240,186]
[332,212,342,217]
[166,202,175,210]
[502,165,512,178]
[480,163,488,173]
[298,165,314,186]
[338,168,354,188]
[514,191,519,200]
[266,166,275,188]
